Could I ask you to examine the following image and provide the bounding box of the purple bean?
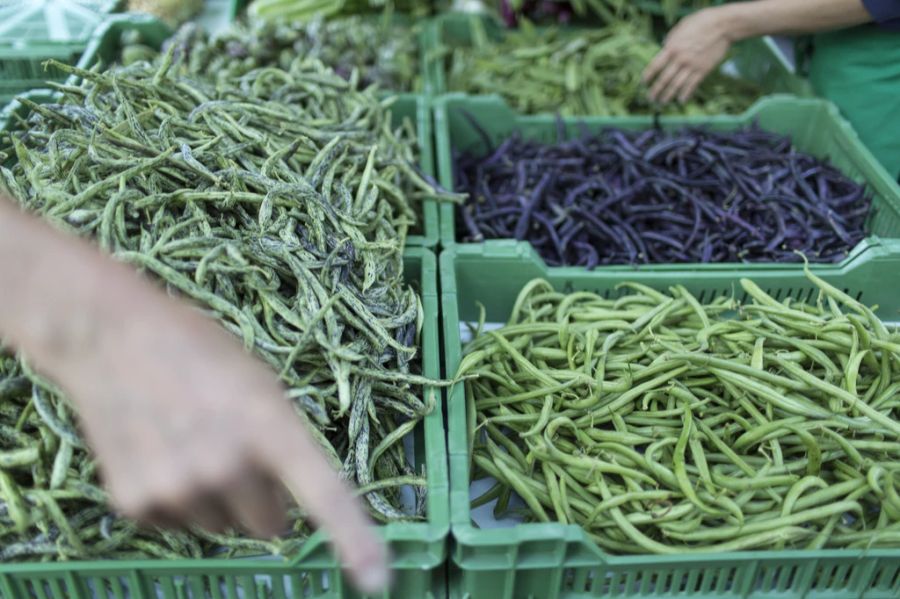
[570,241,598,269]
[461,205,483,242]
[645,138,691,161]
[477,207,521,221]
[643,231,685,251]
[483,138,516,167]
[564,179,607,208]
[559,221,584,252]
[514,172,553,240]
[531,212,565,261]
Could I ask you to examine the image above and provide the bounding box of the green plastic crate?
[231,0,248,16]
[0,89,449,598]
[441,241,900,599]
[74,14,439,247]
[424,12,809,101]
[0,0,119,106]
[435,94,900,266]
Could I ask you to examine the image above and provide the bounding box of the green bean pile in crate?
[443,17,760,116]
[457,267,900,553]
[0,45,450,560]
[176,15,424,92]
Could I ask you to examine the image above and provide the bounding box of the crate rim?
[440,241,900,576]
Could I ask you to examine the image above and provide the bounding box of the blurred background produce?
[184,15,423,91]
[127,0,204,27]
[116,5,425,92]
[442,16,760,116]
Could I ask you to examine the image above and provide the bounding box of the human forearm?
[0,197,140,383]
[644,0,875,104]
[717,0,872,41]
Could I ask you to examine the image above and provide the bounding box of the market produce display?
[458,270,900,553]
[180,15,423,92]
[0,45,448,559]
[2,0,898,589]
[454,122,871,266]
[443,17,761,116]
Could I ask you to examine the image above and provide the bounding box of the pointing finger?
[661,68,694,105]
[679,73,705,103]
[258,415,390,595]
[224,466,287,539]
[648,62,683,104]
[643,48,671,84]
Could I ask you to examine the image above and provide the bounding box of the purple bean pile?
[454,124,872,267]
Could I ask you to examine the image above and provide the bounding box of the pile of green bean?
[168,15,423,92]
[459,270,900,552]
[444,17,760,116]
[0,45,448,560]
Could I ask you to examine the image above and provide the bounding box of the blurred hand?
[80,291,390,593]
[643,7,735,104]
[0,199,388,593]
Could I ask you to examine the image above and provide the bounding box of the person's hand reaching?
[0,198,389,593]
[643,7,735,104]
[76,285,390,594]
[644,0,876,105]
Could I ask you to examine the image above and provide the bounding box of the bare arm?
[643,0,872,104]
[0,197,388,592]
[0,198,136,379]
[722,0,872,38]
